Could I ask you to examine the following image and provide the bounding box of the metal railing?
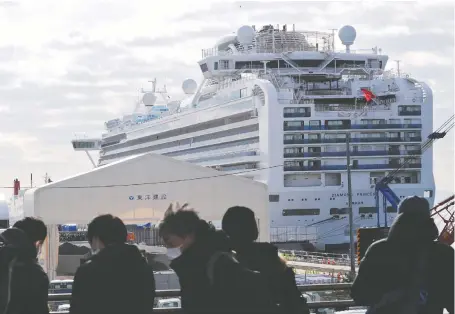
[280,250,358,267]
[48,283,358,313]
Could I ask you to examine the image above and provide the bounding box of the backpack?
[366,248,430,314]
[206,251,280,314]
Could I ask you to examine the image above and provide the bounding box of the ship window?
[73,141,95,149]
[284,147,303,154]
[269,195,280,202]
[285,121,303,127]
[330,208,349,215]
[219,60,230,70]
[282,209,320,216]
[200,63,208,72]
[214,62,218,70]
[359,207,376,214]
[361,119,386,125]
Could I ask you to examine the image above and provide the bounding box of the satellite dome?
[237,25,255,44]
[142,93,157,107]
[182,79,197,94]
[338,25,357,46]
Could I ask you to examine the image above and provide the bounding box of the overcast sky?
[0,0,453,202]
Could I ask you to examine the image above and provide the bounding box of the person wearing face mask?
[0,217,49,314]
[160,203,279,314]
[160,204,232,314]
[70,214,155,314]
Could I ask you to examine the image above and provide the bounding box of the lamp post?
[346,132,356,276]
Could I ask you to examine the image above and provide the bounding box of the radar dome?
[338,25,357,46]
[237,25,255,44]
[142,92,157,107]
[182,79,197,94]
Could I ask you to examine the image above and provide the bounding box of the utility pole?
[346,133,356,276]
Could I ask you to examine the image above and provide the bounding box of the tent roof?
[19,153,269,241]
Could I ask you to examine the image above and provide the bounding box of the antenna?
[148,78,157,93]
[329,28,337,51]
[395,60,401,77]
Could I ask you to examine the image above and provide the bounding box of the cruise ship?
[72,24,435,251]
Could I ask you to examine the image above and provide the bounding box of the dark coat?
[70,243,155,314]
[233,242,308,314]
[0,228,49,314]
[351,212,454,314]
[170,229,232,314]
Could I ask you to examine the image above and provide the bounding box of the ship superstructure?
[72,24,435,251]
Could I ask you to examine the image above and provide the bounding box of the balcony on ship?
[282,123,422,132]
[283,107,311,118]
[283,161,422,172]
[283,136,422,145]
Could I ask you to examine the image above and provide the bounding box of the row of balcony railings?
[282,109,421,117]
[283,163,422,172]
[48,283,359,313]
[282,123,422,130]
[283,136,422,144]
[283,150,422,158]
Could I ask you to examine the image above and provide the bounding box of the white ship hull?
[73,24,435,250]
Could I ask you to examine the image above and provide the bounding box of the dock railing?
[49,283,359,313]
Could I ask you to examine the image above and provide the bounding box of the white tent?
[15,153,270,241]
[0,200,8,220]
[10,153,269,280]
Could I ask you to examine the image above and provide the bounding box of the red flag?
[361,88,376,102]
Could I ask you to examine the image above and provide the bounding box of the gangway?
[375,181,400,210]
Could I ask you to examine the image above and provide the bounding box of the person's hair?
[87,214,127,245]
[159,209,207,239]
[13,217,47,243]
[222,206,259,243]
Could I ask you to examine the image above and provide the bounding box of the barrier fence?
[48,283,358,313]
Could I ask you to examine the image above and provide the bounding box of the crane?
[430,195,454,246]
[374,115,454,227]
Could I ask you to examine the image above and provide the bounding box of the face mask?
[166,247,182,260]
